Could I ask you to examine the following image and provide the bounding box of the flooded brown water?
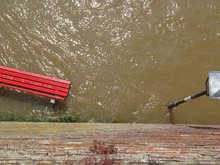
[0,0,220,124]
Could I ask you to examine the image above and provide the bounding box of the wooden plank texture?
[0,122,220,164]
[0,83,66,101]
[0,66,71,85]
[0,73,69,92]
[0,66,71,101]
[0,77,67,96]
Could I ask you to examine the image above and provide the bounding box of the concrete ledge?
[1,122,220,164]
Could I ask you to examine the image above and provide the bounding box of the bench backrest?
[0,66,71,101]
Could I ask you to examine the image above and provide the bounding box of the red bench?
[0,66,71,103]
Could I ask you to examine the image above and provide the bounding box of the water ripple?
[1,0,220,123]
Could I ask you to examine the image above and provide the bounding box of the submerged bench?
[0,66,71,103]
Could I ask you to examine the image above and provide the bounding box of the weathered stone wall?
[1,122,220,164]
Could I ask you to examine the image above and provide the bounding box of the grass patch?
[0,112,83,122]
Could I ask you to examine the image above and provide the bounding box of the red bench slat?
[0,83,65,101]
[0,73,68,93]
[0,78,68,97]
[0,66,70,84]
[0,66,71,101]
[0,69,70,89]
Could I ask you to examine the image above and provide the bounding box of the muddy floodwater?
[0,0,220,124]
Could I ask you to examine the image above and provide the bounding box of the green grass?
[0,112,83,122]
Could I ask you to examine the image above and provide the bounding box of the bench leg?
[50,99,56,104]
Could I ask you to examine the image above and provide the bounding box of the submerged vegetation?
[0,112,83,122]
